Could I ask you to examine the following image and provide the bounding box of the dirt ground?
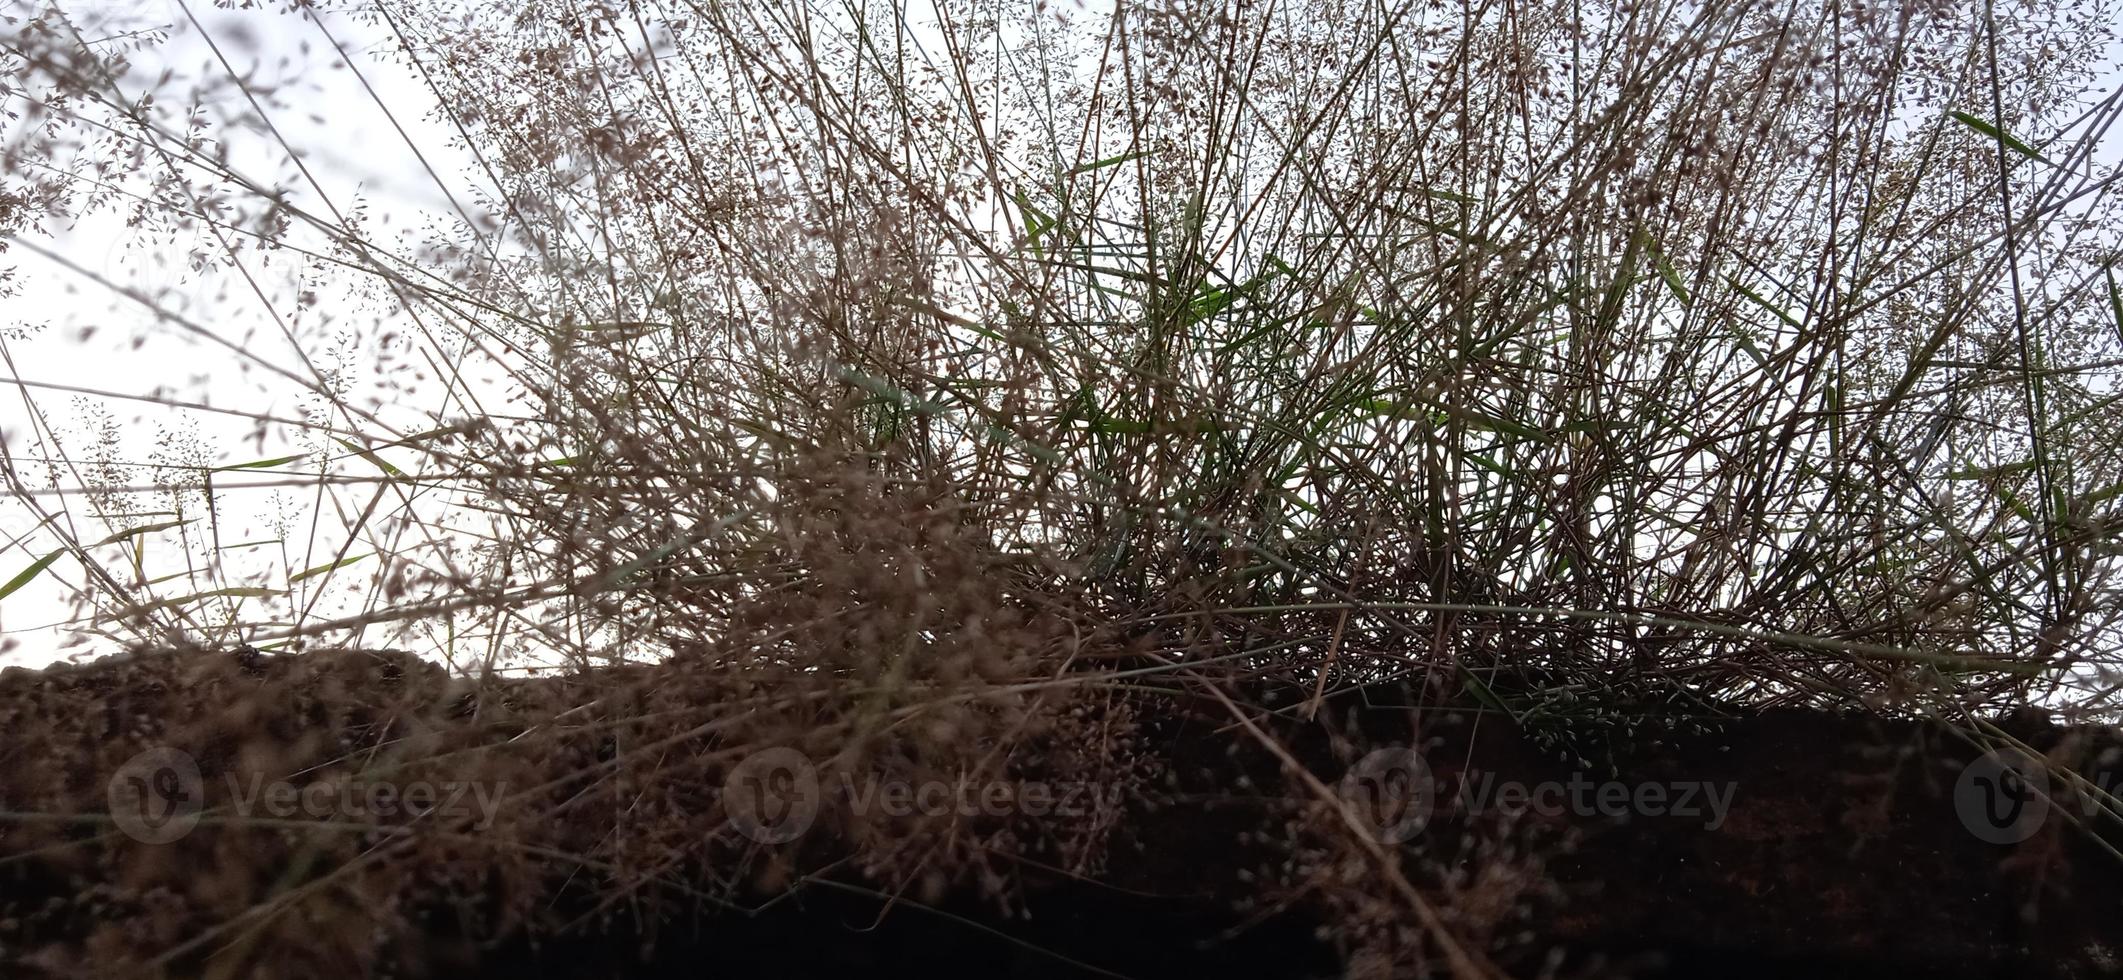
[2,647,2118,978]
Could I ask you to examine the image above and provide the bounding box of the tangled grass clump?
[3,0,2123,973]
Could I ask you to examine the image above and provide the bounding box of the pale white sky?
[0,1,490,666]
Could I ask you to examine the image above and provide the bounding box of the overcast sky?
[1,1,486,666]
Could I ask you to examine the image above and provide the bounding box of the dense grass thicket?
[3,0,2123,974]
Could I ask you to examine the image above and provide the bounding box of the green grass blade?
[290,554,369,583]
[1950,110,2049,163]
[334,439,405,477]
[215,454,310,472]
[0,549,63,601]
[94,519,197,546]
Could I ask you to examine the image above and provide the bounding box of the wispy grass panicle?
[3,0,2123,972]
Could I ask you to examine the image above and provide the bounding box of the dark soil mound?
[1,646,2118,978]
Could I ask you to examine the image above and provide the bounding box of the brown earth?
[1,646,2118,978]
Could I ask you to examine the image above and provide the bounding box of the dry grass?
[2,0,2123,974]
